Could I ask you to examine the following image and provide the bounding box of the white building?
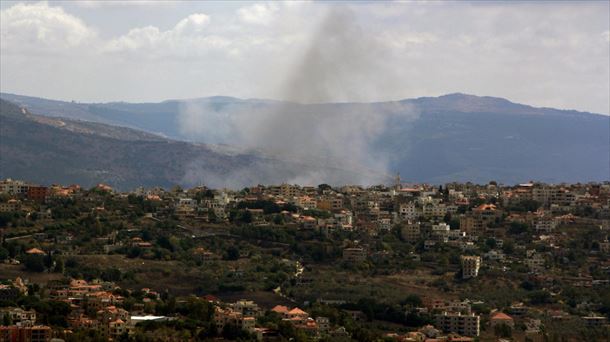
[435,312,480,337]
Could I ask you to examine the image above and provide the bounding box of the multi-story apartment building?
[400,221,421,243]
[398,202,419,221]
[423,202,447,219]
[535,217,557,233]
[0,199,21,213]
[533,186,576,207]
[280,184,301,198]
[0,308,37,326]
[316,196,344,212]
[431,223,451,242]
[461,256,481,279]
[0,179,30,196]
[435,312,480,337]
[0,325,52,342]
[27,186,48,202]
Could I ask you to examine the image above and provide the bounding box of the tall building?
[460,255,481,279]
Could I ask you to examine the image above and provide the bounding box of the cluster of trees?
[235,200,298,215]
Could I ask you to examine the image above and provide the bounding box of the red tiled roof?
[288,307,307,315]
[271,305,289,313]
[25,248,45,255]
[491,312,513,321]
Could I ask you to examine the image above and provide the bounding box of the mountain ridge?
[1,92,606,117]
[1,93,608,187]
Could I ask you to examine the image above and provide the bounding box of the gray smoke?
[179,6,418,188]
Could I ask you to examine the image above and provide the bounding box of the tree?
[528,290,553,305]
[208,210,218,223]
[221,322,251,340]
[318,184,332,193]
[23,255,45,272]
[273,214,284,225]
[55,257,65,273]
[401,294,423,308]
[508,222,529,235]
[3,313,12,326]
[0,247,9,261]
[226,246,240,261]
[494,323,512,338]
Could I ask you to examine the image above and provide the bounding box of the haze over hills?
[1,98,372,189]
[0,93,608,188]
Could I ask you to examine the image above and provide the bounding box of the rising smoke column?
[181,6,418,188]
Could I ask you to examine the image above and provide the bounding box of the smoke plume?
[180,6,418,188]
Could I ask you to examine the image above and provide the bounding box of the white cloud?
[104,12,228,58]
[0,1,96,53]
[1,1,608,114]
[237,2,279,25]
[74,1,179,9]
[174,13,209,34]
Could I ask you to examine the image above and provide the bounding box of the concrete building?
[460,256,481,279]
[399,202,420,221]
[400,221,421,243]
[0,308,36,326]
[0,179,30,196]
[0,325,51,342]
[343,247,367,263]
[435,312,480,337]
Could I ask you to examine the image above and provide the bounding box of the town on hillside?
[1,178,609,341]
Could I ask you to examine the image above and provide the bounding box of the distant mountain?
[0,98,377,189]
[1,92,608,185]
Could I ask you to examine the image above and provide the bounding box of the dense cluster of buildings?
[1,178,609,340]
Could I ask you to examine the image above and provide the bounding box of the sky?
[1,1,609,114]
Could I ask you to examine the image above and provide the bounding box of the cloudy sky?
[1,1,608,114]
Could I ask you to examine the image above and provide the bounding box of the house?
[271,305,290,315]
[214,306,256,334]
[25,248,45,255]
[286,307,309,324]
[490,312,514,328]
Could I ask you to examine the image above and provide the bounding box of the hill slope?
[0,99,375,189]
[1,93,608,184]
[0,100,258,189]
